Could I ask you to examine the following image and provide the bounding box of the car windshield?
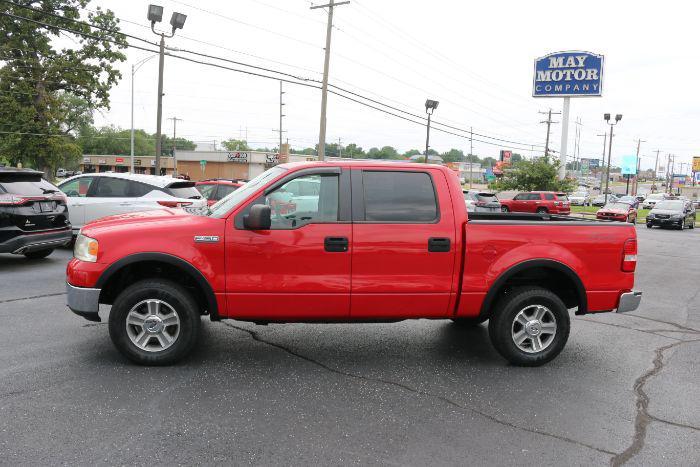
[647,193,665,200]
[572,192,586,197]
[618,196,635,202]
[603,202,630,210]
[208,166,287,218]
[653,200,684,211]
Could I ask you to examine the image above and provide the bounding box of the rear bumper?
[0,228,72,254]
[66,282,101,322]
[617,291,642,313]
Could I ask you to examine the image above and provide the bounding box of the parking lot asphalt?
[0,226,698,465]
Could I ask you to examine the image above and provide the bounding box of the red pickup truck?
[66,161,641,367]
[500,191,571,214]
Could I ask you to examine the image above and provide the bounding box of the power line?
[1,11,545,153]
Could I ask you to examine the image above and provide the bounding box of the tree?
[343,143,365,158]
[511,153,523,163]
[482,156,497,167]
[441,148,464,163]
[221,139,250,151]
[367,146,399,160]
[489,156,577,192]
[405,149,421,157]
[0,1,127,177]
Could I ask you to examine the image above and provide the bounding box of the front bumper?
[617,291,642,313]
[66,282,101,322]
[0,228,72,254]
[646,217,682,227]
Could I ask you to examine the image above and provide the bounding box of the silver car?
[568,191,591,206]
[463,190,501,212]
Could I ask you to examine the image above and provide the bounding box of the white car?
[57,173,206,233]
[568,191,591,206]
[641,193,669,210]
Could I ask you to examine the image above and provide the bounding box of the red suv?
[195,179,243,206]
[500,191,571,214]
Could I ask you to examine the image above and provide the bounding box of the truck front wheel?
[488,287,570,366]
[108,279,201,366]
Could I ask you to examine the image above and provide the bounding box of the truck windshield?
[207,166,287,218]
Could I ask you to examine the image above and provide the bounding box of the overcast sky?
[90,0,698,172]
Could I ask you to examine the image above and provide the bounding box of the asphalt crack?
[223,322,616,457]
[0,292,66,304]
[624,313,699,333]
[610,338,700,466]
[578,318,686,342]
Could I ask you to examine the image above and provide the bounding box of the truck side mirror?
[244,204,271,230]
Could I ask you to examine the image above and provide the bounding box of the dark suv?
[0,168,72,258]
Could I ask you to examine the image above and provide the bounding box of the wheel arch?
[96,252,220,321]
[480,259,587,318]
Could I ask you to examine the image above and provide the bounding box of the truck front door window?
[265,174,338,229]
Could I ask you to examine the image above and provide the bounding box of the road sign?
[621,155,637,175]
[581,158,590,174]
[533,51,604,97]
[588,158,600,168]
[500,150,512,163]
[693,156,700,172]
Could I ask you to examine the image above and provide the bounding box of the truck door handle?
[428,237,451,252]
[324,236,348,252]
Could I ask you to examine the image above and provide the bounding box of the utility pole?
[627,138,646,195]
[572,117,582,176]
[597,133,607,192]
[468,126,473,189]
[539,109,560,159]
[666,154,673,194]
[652,149,661,192]
[338,138,342,158]
[273,81,286,155]
[167,116,183,176]
[311,0,350,161]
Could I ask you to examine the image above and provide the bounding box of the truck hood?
[82,208,190,231]
[649,209,682,216]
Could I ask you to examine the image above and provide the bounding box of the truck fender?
[479,259,587,318]
[95,252,220,321]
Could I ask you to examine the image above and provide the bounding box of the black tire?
[451,316,488,327]
[109,279,201,366]
[24,248,54,259]
[536,207,548,214]
[488,287,570,367]
[646,223,653,229]
[501,205,510,212]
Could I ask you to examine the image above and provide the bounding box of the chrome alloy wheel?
[125,299,180,352]
[511,304,557,353]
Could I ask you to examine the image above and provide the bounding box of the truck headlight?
[74,234,99,262]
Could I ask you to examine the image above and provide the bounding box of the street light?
[131,55,157,174]
[424,99,439,164]
[603,113,622,204]
[148,4,187,176]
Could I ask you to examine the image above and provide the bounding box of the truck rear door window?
[362,171,437,222]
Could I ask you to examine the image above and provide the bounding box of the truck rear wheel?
[108,279,201,366]
[488,287,570,366]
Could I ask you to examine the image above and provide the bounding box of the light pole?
[424,99,439,164]
[147,4,187,175]
[596,133,607,192]
[603,113,622,204]
[131,55,156,173]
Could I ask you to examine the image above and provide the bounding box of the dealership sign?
[621,155,637,175]
[533,51,604,97]
[227,152,249,163]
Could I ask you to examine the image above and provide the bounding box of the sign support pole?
[558,97,570,180]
